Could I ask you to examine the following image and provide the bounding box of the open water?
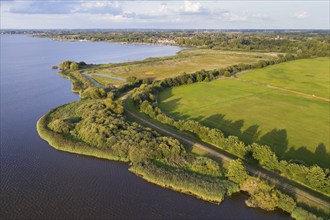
[0,34,290,219]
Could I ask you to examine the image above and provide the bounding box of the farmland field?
[239,58,330,99]
[84,49,277,85]
[158,58,330,168]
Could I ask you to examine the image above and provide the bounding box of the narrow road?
[81,72,106,89]
[83,71,330,213]
[124,106,330,213]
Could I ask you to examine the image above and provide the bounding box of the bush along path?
[37,59,329,220]
[124,98,330,218]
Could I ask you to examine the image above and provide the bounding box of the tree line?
[226,159,323,220]
[42,97,321,218]
[130,56,330,197]
[44,31,329,57]
[43,58,329,218]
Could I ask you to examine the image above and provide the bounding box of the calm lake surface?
[0,35,290,220]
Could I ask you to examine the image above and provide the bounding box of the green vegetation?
[130,162,238,203]
[39,92,314,215]
[225,159,248,184]
[138,94,330,197]
[83,49,276,83]
[291,207,323,220]
[36,31,330,219]
[158,59,330,168]
[90,74,125,87]
[40,99,184,162]
[131,59,330,198]
[37,95,238,203]
[239,58,330,99]
[222,159,324,219]
[39,30,329,57]
[59,60,87,71]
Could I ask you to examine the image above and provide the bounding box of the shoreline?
[36,106,228,204]
[37,108,128,163]
[35,41,328,219]
[35,35,181,47]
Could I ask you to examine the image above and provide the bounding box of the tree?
[224,71,231,77]
[70,62,79,70]
[250,143,279,170]
[126,76,138,85]
[226,159,248,184]
[79,61,87,66]
[276,190,296,213]
[224,136,247,158]
[291,207,322,220]
[306,165,329,192]
[128,146,142,163]
[241,177,279,211]
[59,61,71,70]
[189,156,222,177]
[196,74,203,82]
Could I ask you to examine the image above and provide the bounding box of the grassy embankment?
[158,58,330,168]
[83,49,278,86]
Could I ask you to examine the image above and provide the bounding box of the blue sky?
[1,0,329,29]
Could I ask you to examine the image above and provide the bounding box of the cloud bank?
[0,0,328,29]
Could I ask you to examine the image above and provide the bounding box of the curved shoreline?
[37,106,127,162]
[36,47,328,219]
[36,104,228,204]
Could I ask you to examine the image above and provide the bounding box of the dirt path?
[124,105,330,213]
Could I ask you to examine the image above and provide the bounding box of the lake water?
[0,35,290,219]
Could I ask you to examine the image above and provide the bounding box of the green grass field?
[239,58,330,99]
[158,58,330,168]
[84,49,277,85]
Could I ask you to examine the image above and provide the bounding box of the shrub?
[276,190,296,213]
[225,159,248,184]
[291,207,323,220]
[70,62,79,70]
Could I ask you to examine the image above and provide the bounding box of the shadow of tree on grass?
[158,89,330,168]
[199,114,329,168]
[259,129,288,157]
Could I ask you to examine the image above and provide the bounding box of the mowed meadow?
[159,58,330,168]
[84,49,277,85]
[239,58,330,99]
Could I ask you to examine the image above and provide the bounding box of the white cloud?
[3,0,123,15]
[250,13,269,19]
[222,12,247,21]
[219,11,270,22]
[91,14,128,22]
[73,1,122,15]
[294,11,309,19]
[80,1,120,9]
[159,3,168,13]
[184,1,202,13]
[0,1,328,29]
